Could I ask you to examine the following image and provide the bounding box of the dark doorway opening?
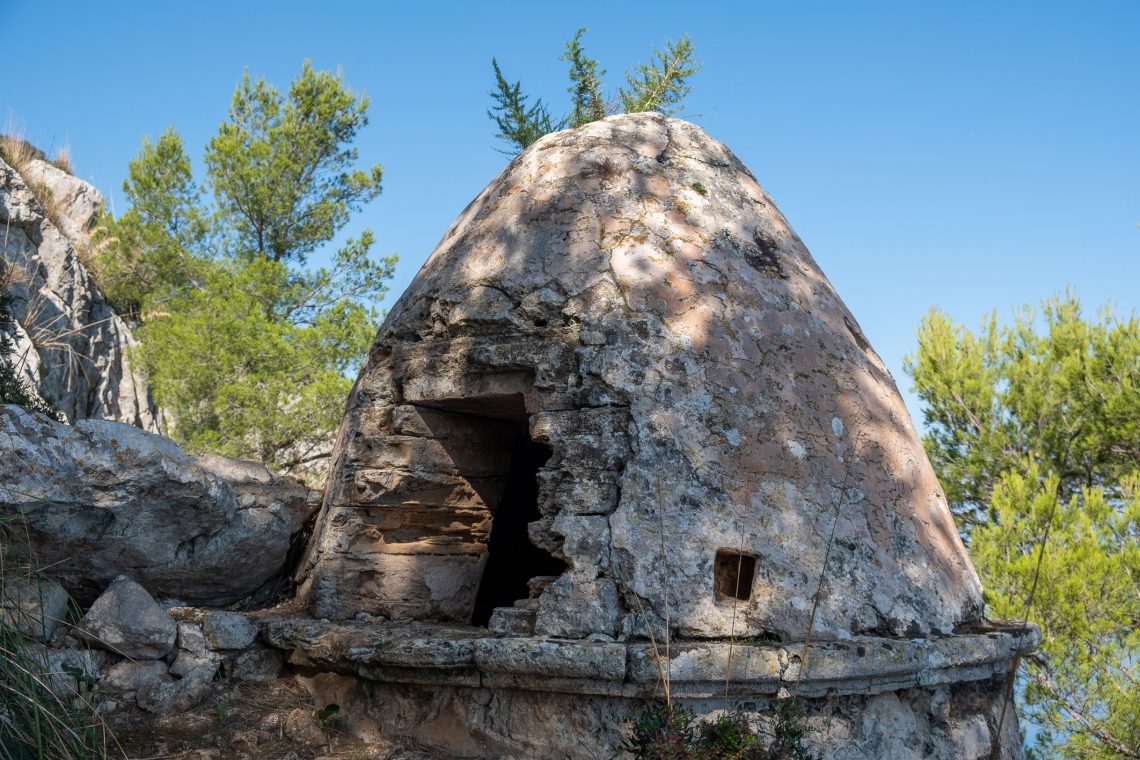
[470,425,565,626]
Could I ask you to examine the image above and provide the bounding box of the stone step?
[527,576,559,598]
[488,606,536,636]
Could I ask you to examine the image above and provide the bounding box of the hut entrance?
[414,393,564,627]
[469,430,561,625]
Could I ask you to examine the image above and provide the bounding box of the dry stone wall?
[287,113,1032,759]
[299,113,983,642]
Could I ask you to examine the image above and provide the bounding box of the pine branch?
[619,35,700,116]
[562,28,608,128]
[487,58,558,155]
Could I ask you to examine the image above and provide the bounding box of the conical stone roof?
[300,113,984,641]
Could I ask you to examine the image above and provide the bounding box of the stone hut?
[284,113,1036,759]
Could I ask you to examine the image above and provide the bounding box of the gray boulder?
[81,576,176,658]
[136,663,215,714]
[201,610,258,650]
[101,659,169,693]
[0,576,70,642]
[0,405,320,605]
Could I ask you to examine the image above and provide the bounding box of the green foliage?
[488,29,700,154]
[563,29,608,128]
[99,62,394,480]
[623,701,819,760]
[316,703,340,726]
[0,266,60,420]
[488,59,559,156]
[763,700,821,760]
[205,61,382,265]
[93,128,211,318]
[906,293,1140,530]
[624,703,697,759]
[138,246,391,474]
[907,292,1140,757]
[618,36,700,116]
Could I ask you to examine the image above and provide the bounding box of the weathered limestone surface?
[262,616,1039,700]
[16,158,104,245]
[0,155,157,430]
[299,113,983,641]
[297,677,1021,760]
[0,404,319,605]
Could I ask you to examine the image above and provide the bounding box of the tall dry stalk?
[723,518,749,701]
[795,432,865,698]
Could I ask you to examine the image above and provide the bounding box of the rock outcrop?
[15,158,104,246]
[0,404,319,606]
[0,155,157,430]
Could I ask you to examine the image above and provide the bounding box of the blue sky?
[2,0,1137,423]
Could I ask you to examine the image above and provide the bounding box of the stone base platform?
[260,616,1038,759]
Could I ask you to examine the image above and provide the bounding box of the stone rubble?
[80,576,177,659]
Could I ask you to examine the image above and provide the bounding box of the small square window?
[714,550,756,602]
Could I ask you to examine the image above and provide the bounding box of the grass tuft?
[0,515,111,759]
[49,148,73,175]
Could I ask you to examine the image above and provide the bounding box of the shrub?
[623,700,820,760]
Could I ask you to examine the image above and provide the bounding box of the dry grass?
[1,138,68,234]
[0,132,42,175]
[2,129,92,268]
[49,147,73,175]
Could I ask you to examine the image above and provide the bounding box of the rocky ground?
[105,676,413,760]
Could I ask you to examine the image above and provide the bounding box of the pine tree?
[93,128,211,318]
[618,36,699,116]
[906,292,1140,757]
[94,62,396,481]
[205,61,383,265]
[488,59,558,155]
[563,29,607,128]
